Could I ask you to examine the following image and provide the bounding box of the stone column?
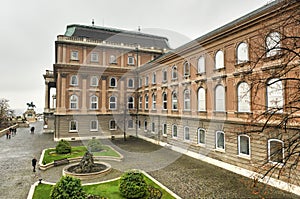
[60,73,67,112]
[83,47,87,64]
[62,45,66,63]
[44,81,50,112]
[101,76,107,113]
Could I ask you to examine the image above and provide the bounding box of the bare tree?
[0,98,13,129]
[242,0,300,185]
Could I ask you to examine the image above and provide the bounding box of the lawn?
[33,175,175,199]
[42,145,121,164]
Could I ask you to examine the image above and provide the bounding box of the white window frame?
[145,94,149,110]
[184,90,190,111]
[268,139,284,164]
[266,32,281,57]
[110,77,117,87]
[128,96,134,109]
[197,128,205,145]
[128,78,134,88]
[109,96,117,110]
[109,120,117,130]
[183,62,190,77]
[172,66,178,80]
[162,123,167,136]
[172,124,178,138]
[71,51,79,61]
[69,120,78,132]
[90,95,98,110]
[162,69,167,83]
[145,76,149,86]
[237,42,249,64]
[198,88,206,111]
[70,75,78,86]
[216,131,225,151]
[197,56,205,74]
[152,93,156,110]
[152,72,156,84]
[139,77,142,88]
[70,95,78,109]
[128,56,135,65]
[90,120,98,132]
[215,85,225,112]
[139,96,142,109]
[162,92,167,110]
[237,82,251,112]
[184,126,190,141]
[110,55,117,64]
[172,92,178,110]
[90,76,98,87]
[91,52,99,62]
[238,135,251,158]
[215,50,224,69]
[267,78,283,113]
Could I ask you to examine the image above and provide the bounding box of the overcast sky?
[0,0,269,114]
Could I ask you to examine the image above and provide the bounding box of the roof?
[64,24,171,50]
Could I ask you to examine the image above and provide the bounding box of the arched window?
[70,95,78,109]
[184,90,190,111]
[216,131,225,150]
[215,50,224,69]
[109,96,117,110]
[215,85,225,112]
[90,95,98,110]
[128,96,134,109]
[172,92,178,110]
[162,92,167,110]
[145,76,149,86]
[152,93,156,110]
[266,32,281,57]
[237,82,250,112]
[198,88,206,111]
[172,66,178,80]
[184,62,190,77]
[70,75,78,86]
[172,124,177,138]
[197,56,205,73]
[238,135,250,157]
[268,139,284,163]
[128,78,134,88]
[184,126,190,141]
[145,94,149,110]
[152,72,156,84]
[162,123,167,136]
[198,128,205,145]
[144,120,148,130]
[69,120,78,132]
[90,76,98,86]
[162,69,168,82]
[237,42,249,64]
[110,77,117,87]
[267,78,283,112]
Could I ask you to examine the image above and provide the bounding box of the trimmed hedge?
[119,171,148,199]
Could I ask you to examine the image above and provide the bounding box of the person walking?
[32,157,37,172]
[6,130,9,139]
[30,126,35,134]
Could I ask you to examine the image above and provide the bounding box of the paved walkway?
[0,122,299,199]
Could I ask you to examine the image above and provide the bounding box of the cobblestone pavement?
[0,122,299,199]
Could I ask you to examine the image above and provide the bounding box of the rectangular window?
[198,128,205,145]
[90,120,98,131]
[69,120,78,132]
[162,69,167,83]
[91,53,99,62]
[128,56,135,65]
[268,139,284,163]
[238,135,250,157]
[109,120,117,130]
[162,123,167,136]
[139,78,142,88]
[216,131,225,150]
[71,51,79,60]
[145,76,149,86]
[152,122,155,133]
[128,120,134,129]
[152,72,156,84]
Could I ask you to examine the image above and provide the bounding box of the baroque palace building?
[44,0,300,191]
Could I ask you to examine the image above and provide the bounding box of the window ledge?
[235,61,250,67]
[237,154,251,160]
[90,130,98,132]
[197,143,206,147]
[214,148,225,153]
[69,131,78,133]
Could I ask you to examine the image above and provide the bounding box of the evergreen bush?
[119,170,148,199]
[87,139,103,152]
[56,139,71,154]
[50,176,86,199]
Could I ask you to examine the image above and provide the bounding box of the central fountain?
[63,151,111,180]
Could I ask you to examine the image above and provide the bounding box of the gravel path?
[0,122,299,199]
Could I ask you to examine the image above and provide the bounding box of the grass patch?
[42,146,120,164]
[33,174,175,199]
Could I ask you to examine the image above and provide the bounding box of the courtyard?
[0,121,298,199]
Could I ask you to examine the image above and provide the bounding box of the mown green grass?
[33,175,175,199]
[42,145,120,164]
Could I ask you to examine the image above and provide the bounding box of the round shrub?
[50,176,86,199]
[56,139,71,154]
[87,139,103,152]
[119,170,147,199]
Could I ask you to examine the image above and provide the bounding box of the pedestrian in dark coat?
[32,157,37,172]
